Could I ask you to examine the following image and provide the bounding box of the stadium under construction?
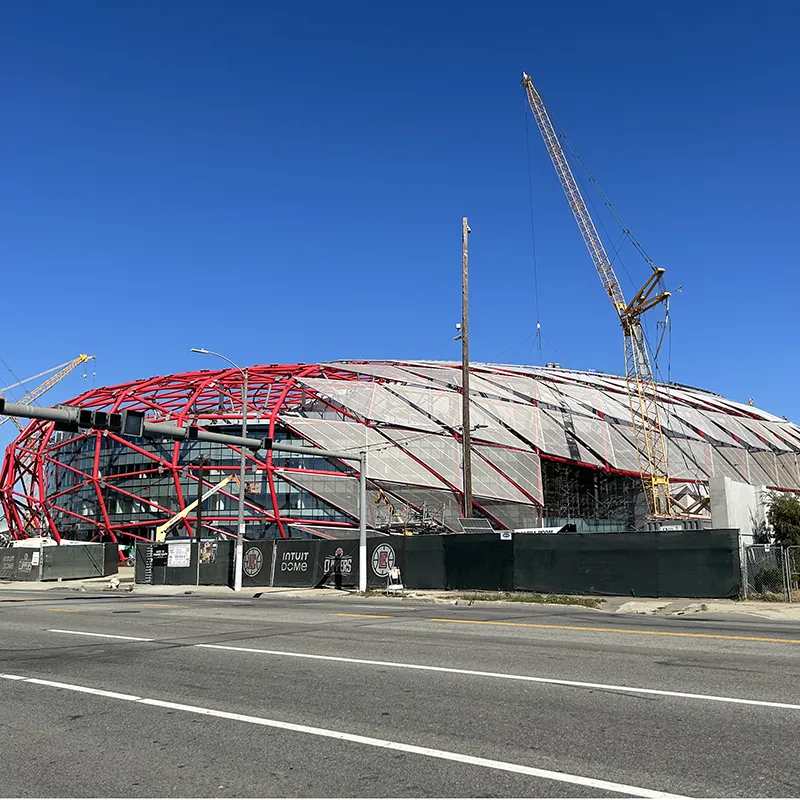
[1,359,799,544]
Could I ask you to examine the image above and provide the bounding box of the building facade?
[2,360,800,543]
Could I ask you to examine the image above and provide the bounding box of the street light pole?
[460,217,473,518]
[190,348,248,592]
[358,450,367,593]
[235,369,248,593]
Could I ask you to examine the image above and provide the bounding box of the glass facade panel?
[326,363,435,385]
[479,372,540,402]
[283,418,448,488]
[539,409,602,466]
[472,398,543,450]
[605,424,642,473]
[736,418,792,452]
[667,405,738,446]
[775,452,800,488]
[712,447,751,483]
[297,379,443,432]
[476,499,541,530]
[743,450,777,486]
[474,445,542,505]
[570,414,615,465]
[381,430,532,502]
[704,412,769,449]
[674,439,713,479]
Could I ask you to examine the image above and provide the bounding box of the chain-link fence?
[744,544,793,601]
[787,546,800,601]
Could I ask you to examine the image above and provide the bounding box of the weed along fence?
[136,530,742,598]
[743,544,800,602]
[0,543,118,582]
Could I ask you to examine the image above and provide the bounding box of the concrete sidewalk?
[363,590,800,622]
[4,570,800,621]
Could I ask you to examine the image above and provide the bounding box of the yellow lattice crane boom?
[0,354,95,432]
[521,72,672,517]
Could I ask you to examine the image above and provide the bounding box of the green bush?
[767,494,800,546]
[753,561,783,594]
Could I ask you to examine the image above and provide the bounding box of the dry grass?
[456,591,604,609]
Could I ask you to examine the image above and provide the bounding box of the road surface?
[0,589,798,797]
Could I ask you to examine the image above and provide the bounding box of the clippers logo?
[323,546,353,575]
[243,547,263,577]
[371,543,395,578]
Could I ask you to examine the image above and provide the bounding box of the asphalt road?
[0,589,799,798]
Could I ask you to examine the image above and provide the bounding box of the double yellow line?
[333,612,800,645]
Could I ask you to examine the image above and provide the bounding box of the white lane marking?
[0,672,685,799]
[48,629,153,642]
[24,678,141,702]
[48,629,800,712]
[195,642,800,712]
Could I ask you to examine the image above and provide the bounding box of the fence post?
[270,540,277,587]
[784,547,792,603]
[741,546,749,600]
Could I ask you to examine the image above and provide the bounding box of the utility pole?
[461,217,473,518]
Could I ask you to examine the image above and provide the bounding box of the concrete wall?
[710,477,768,536]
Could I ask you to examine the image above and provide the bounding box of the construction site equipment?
[0,354,95,432]
[154,474,236,542]
[521,72,672,517]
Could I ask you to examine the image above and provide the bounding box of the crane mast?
[521,72,673,517]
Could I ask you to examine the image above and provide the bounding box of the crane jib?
[521,71,674,518]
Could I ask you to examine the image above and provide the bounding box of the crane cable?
[524,101,543,359]
[0,355,24,402]
[549,115,673,382]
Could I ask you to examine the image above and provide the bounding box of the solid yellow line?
[428,618,800,645]
[46,608,81,613]
[139,603,183,608]
[333,613,393,619]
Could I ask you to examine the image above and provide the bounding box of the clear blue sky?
[2,0,798,453]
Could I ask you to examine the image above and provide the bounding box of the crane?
[0,354,95,432]
[521,72,673,517]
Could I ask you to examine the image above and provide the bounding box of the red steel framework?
[1,364,348,542]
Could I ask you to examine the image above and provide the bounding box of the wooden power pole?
[461,217,473,518]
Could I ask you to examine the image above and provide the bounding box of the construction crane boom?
[0,354,95,432]
[155,475,235,542]
[521,72,673,517]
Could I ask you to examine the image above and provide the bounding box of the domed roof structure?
[2,360,799,542]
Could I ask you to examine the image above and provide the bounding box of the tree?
[766,493,800,547]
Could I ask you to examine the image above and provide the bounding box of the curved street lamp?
[190,348,248,592]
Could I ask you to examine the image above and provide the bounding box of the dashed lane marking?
[0,671,687,798]
[332,613,393,619]
[48,629,152,641]
[46,629,800,711]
